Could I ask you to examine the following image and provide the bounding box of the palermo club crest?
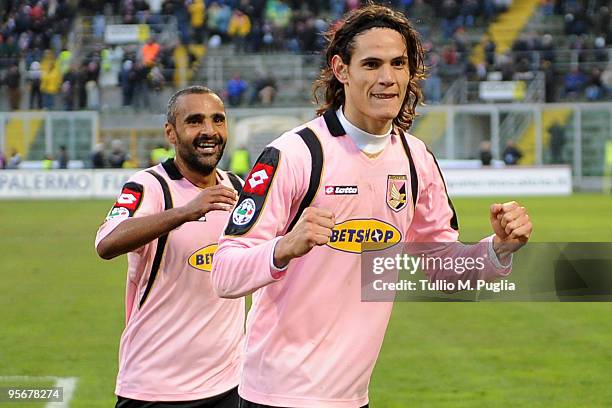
[386,175,408,212]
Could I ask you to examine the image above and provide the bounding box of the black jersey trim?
[323,109,346,137]
[139,169,174,308]
[225,171,243,195]
[224,147,280,236]
[426,148,459,231]
[286,127,324,232]
[161,158,183,180]
[398,132,419,210]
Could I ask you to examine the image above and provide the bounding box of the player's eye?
[213,115,226,124]
[363,60,379,69]
[186,116,201,124]
[392,59,407,68]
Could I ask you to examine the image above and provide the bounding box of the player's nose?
[378,64,395,86]
[200,119,215,134]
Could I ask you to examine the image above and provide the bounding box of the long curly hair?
[313,4,425,132]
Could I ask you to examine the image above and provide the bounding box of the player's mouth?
[371,92,398,100]
[194,136,221,154]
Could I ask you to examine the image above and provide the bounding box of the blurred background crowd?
[0,0,610,113]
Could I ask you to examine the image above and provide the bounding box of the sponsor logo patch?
[327,219,402,254]
[188,244,217,272]
[105,182,144,222]
[232,198,257,226]
[106,206,130,221]
[115,186,142,212]
[386,175,408,212]
[243,163,273,196]
[325,185,358,195]
[225,147,280,236]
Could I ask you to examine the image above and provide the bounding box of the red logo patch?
[243,163,274,196]
[115,187,142,212]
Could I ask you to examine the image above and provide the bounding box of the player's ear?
[164,122,177,145]
[331,55,349,84]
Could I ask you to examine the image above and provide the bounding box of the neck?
[173,157,217,188]
[337,107,392,155]
[342,105,392,135]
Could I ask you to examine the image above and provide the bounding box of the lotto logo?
[114,186,142,212]
[243,163,274,195]
[325,185,358,195]
[118,193,137,205]
[248,169,269,189]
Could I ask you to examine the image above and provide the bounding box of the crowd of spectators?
[1,0,611,111]
[421,0,610,103]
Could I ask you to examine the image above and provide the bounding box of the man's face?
[333,28,410,134]
[166,93,228,175]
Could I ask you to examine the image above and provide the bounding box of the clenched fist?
[490,201,532,261]
[273,207,335,269]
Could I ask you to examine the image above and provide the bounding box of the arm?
[406,147,515,283]
[96,180,237,260]
[212,139,333,298]
[96,206,193,260]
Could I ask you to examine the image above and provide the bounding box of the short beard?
[179,142,225,175]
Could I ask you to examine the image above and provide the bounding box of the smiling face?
[165,92,228,175]
[332,28,410,134]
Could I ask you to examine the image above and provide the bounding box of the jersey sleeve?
[406,146,459,243]
[406,143,511,282]
[94,171,163,252]
[211,135,310,298]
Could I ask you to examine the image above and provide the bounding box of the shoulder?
[402,131,445,182]
[266,118,324,167]
[122,165,170,199]
[401,132,438,167]
[217,168,244,188]
[127,165,166,186]
[403,132,430,159]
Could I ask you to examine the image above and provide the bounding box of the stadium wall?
[0,166,571,199]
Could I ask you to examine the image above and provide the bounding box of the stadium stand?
[0,0,610,183]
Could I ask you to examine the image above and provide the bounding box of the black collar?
[161,158,183,180]
[323,109,402,137]
[323,109,346,137]
[161,158,223,183]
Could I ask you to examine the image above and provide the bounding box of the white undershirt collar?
[336,107,392,154]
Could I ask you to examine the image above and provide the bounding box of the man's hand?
[490,201,532,262]
[181,185,238,222]
[273,207,335,269]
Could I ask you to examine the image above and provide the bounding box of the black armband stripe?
[224,147,280,236]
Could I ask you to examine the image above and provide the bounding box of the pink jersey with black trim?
[212,111,510,407]
[95,160,244,402]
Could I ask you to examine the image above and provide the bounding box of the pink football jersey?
[212,111,510,407]
[96,160,244,401]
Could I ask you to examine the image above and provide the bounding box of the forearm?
[272,234,295,268]
[420,236,511,286]
[492,235,514,265]
[212,238,284,298]
[96,207,190,259]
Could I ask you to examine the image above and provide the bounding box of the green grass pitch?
[0,195,611,407]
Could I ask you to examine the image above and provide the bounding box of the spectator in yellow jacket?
[189,0,206,43]
[41,61,62,110]
[228,9,251,52]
